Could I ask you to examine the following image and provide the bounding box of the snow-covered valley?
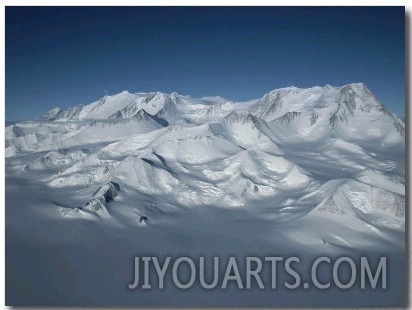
[5,83,405,306]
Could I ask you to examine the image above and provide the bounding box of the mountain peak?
[340,82,370,96]
[343,82,367,89]
[37,83,401,135]
[41,107,63,120]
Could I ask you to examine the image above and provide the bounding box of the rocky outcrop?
[83,181,120,213]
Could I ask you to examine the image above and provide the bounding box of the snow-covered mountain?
[6,82,405,221]
[6,83,405,306]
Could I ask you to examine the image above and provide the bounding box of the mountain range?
[5,83,405,306]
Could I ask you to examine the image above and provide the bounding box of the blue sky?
[6,6,405,120]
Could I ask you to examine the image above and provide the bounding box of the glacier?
[5,83,405,306]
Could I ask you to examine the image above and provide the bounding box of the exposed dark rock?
[84,181,121,213]
[92,181,120,203]
[139,216,148,224]
[84,199,104,212]
[310,112,318,125]
[278,111,301,124]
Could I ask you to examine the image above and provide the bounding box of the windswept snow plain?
[6,83,405,306]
